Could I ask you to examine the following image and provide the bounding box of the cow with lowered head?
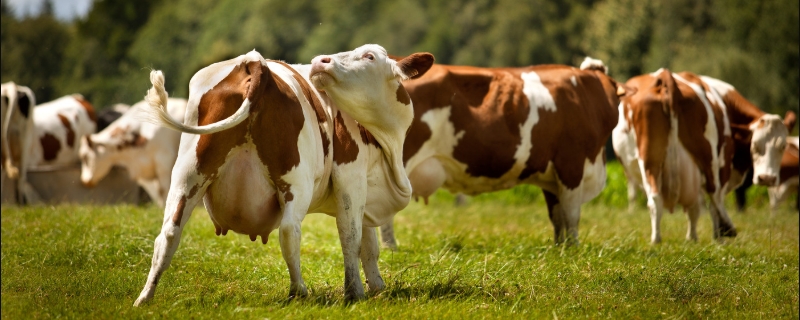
[79,98,187,207]
[133,45,433,305]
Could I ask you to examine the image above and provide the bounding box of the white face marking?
[750,115,788,184]
[570,76,577,87]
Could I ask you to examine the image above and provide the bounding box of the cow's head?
[79,135,111,187]
[1,82,35,179]
[309,44,434,136]
[747,114,789,186]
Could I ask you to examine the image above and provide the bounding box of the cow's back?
[30,95,97,167]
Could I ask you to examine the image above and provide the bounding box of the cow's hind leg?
[708,192,737,239]
[134,163,208,306]
[360,226,385,293]
[684,197,702,241]
[380,221,397,251]
[279,198,311,298]
[543,190,567,244]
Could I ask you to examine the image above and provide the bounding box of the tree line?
[1,0,797,117]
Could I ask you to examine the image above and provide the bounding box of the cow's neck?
[722,90,765,126]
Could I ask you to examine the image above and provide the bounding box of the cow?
[132,45,434,306]
[28,94,97,168]
[79,98,188,207]
[378,57,623,248]
[1,82,40,204]
[612,69,789,243]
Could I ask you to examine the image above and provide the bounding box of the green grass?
[2,162,798,319]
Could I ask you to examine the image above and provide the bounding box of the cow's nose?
[81,179,96,188]
[756,174,777,186]
[312,55,332,66]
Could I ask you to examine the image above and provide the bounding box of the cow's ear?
[784,110,796,133]
[395,53,435,80]
[731,124,752,144]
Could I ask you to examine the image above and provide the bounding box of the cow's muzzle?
[755,174,777,186]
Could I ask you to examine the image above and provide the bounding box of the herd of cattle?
[1,44,797,303]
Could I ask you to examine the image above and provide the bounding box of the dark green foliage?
[0,0,797,115]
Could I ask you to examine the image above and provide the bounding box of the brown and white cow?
[79,98,188,207]
[379,57,623,247]
[28,94,97,168]
[133,45,434,306]
[612,69,789,243]
[1,82,40,204]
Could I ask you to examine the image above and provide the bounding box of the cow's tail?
[2,83,20,179]
[579,57,608,74]
[142,70,252,135]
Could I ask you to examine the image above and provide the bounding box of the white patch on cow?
[406,107,464,176]
[651,68,666,76]
[570,76,577,87]
[699,76,735,97]
[189,60,239,97]
[673,73,722,189]
[517,71,557,165]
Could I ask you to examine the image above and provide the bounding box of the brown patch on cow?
[359,124,381,149]
[333,111,359,165]
[56,113,76,148]
[40,133,61,161]
[396,82,411,105]
[171,196,187,226]
[278,61,330,158]
[779,142,799,184]
[273,178,294,202]
[73,95,97,123]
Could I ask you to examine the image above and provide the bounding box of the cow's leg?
[708,192,736,239]
[638,158,665,244]
[543,190,566,244]
[134,162,208,306]
[278,197,311,298]
[333,174,367,301]
[684,197,702,241]
[138,179,164,207]
[379,221,398,251]
[360,226,385,293]
[626,178,637,213]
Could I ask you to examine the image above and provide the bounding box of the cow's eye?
[363,53,374,61]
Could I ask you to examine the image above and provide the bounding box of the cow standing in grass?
[79,99,187,207]
[1,82,39,204]
[133,45,433,305]
[379,57,624,247]
[613,69,789,243]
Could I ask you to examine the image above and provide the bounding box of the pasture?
[2,162,798,319]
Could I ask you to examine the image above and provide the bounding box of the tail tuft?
[580,57,608,74]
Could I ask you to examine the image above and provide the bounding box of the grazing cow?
[734,110,797,211]
[133,45,434,306]
[28,94,97,168]
[1,82,40,204]
[379,57,623,247]
[612,69,789,243]
[79,99,188,207]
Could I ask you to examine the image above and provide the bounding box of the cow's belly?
[203,149,281,243]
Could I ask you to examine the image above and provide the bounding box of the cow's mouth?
[310,71,335,91]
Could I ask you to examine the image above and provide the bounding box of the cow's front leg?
[360,226,385,293]
[134,165,208,306]
[279,200,308,298]
[379,221,397,250]
[543,190,567,244]
[709,192,737,239]
[336,192,366,301]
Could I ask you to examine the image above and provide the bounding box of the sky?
[7,0,92,21]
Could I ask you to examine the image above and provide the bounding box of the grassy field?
[2,162,798,319]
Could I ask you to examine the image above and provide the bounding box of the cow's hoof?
[133,295,151,307]
[288,286,308,299]
[720,225,738,238]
